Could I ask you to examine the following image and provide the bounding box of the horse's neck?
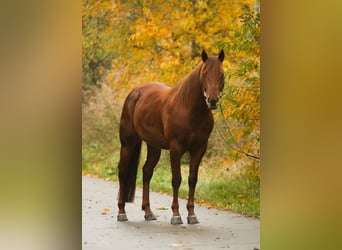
[171,63,205,109]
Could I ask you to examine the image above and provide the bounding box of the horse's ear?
[218,49,224,63]
[201,50,208,62]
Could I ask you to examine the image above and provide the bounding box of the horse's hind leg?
[117,140,141,221]
[142,145,161,221]
[117,145,131,221]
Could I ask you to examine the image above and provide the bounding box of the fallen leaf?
[101,207,110,215]
[156,206,168,210]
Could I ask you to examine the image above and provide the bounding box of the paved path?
[82,176,260,250]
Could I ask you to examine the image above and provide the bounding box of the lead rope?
[216,98,261,160]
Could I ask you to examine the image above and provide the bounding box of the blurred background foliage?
[82,0,260,215]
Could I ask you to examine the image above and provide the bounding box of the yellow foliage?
[83,0,259,165]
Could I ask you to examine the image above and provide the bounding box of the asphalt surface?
[82,175,260,250]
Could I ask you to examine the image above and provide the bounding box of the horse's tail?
[118,88,142,203]
[124,140,141,202]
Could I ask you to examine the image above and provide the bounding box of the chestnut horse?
[117,50,225,224]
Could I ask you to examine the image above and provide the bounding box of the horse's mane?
[169,62,203,105]
[169,56,220,106]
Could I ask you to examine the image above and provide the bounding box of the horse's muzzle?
[209,104,218,110]
[203,90,221,110]
[206,97,220,110]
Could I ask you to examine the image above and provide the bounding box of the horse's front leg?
[169,146,184,225]
[187,143,207,224]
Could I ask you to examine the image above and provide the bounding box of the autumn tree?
[82,0,260,170]
[216,5,260,162]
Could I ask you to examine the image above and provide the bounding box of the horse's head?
[200,50,225,110]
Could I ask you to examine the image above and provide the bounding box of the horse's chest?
[166,112,213,144]
[189,120,213,141]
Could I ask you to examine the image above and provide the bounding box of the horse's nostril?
[205,95,220,109]
[209,99,217,107]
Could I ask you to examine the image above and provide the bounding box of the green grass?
[195,175,260,216]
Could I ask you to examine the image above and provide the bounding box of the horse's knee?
[142,167,153,182]
[172,176,182,188]
[118,168,127,180]
[188,175,197,187]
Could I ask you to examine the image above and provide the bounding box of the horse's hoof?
[117,213,128,221]
[187,215,199,224]
[171,216,183,225]
[144,213,157,221]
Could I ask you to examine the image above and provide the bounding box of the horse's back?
[134,82,170,94]
[123,82,170,111]
[126,82,170,111]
